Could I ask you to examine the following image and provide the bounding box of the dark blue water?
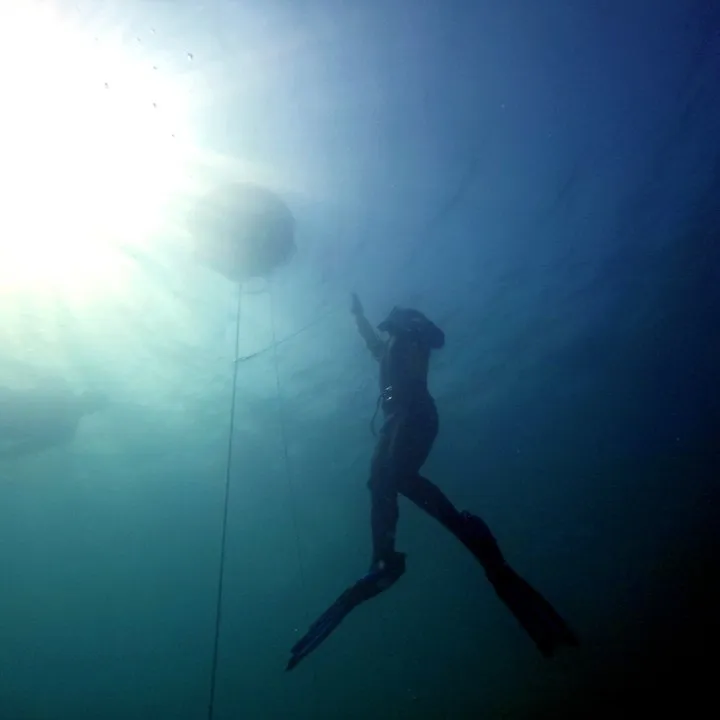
[0,1,718,718]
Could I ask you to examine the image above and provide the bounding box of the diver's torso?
[379,335,432,410]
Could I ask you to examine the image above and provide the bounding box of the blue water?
[0,1,718,718]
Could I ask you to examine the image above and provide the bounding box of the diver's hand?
[351,292,384,361]
[350,293,364,317]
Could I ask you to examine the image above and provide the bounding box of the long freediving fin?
[459,511,579,656]
[286,553,406,671]
[487,563,579,657]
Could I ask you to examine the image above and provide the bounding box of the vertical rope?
[207,281,244,720]
[268,282,318,702]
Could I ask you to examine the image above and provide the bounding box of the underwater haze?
[1,0,718,718]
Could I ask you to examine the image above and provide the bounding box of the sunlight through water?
[0,2,195,301]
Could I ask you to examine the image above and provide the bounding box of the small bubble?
[104,82,109,89]
[150,28,156,34]
[152,102,158,109]
[152,65,158,71]
[187,52,194,61]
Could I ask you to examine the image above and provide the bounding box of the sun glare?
[0,2,194,297]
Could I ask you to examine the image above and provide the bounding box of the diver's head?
[377,306,445,349]
[78,390,109,415]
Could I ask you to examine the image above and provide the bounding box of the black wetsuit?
[285,308,579,671]
[369,333,465,567]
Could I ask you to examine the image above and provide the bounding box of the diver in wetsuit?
[286,295,578,671]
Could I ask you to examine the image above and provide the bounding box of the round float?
[192,183,295,282]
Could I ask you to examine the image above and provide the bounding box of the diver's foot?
[368,551,406,589]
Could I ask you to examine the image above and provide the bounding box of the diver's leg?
[399,474,578,655]
[367,424,401,568]
[398,474,507,567]
[369,478,400,567]
[369,399,440,567]
[286,412,412,672]
[286,425,405,672]
[399,473,508,568]
[398,473,465,535]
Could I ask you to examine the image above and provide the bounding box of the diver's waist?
[379,383,433,410]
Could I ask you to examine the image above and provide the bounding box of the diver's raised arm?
[351,293,384,361]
